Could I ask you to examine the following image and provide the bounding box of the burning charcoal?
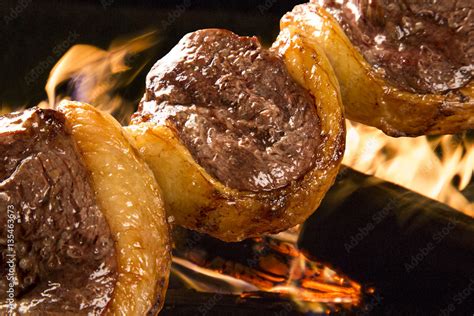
[171,226,361,313]
[298,167,474,312]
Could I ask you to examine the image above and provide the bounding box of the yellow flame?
[343,121,474,216]
[45,31,157,123]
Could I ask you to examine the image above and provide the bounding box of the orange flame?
[343,121,474,216]
[44,31,157,123]
[172,231,361,311]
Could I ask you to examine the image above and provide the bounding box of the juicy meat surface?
[316,0,473,94]
[0,108,117,314]
[132,29,321,192]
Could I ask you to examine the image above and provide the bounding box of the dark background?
[0,0,305,110]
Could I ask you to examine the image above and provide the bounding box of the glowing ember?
[171,229,361,311]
